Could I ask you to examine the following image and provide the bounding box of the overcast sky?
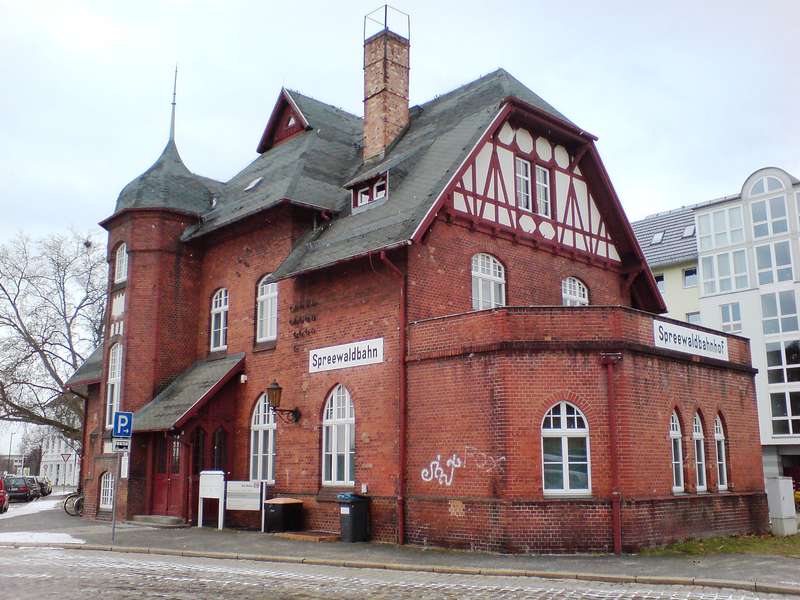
[0,0,798,452]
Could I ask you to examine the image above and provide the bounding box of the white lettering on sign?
[309,338,384,373]
[652,320,729,361]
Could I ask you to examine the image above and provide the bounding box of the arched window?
[114,243,128,284]
[105,343,122,429]
[670,412,684,493]
[256,277,278,343]
[693,413,706,492]
[99,471,115,510]
[750,175,784,196]
[471,253,506,310]
[541,401,590,494]
[322,384,355,486]
[714,416,728,491]
[210,289,229,351]
[561,277,589,306]
[250,394,276,483]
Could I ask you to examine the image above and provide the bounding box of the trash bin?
[264,497,304,532]
[337,493,370,542]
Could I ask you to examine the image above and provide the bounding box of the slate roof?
[631,206,698,268]
[133,353,245,432]
[65,344,104,387]
[264,68,574,281]
[115,140,220,216]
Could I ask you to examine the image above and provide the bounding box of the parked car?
[35,476,52,497]
[4,476,36,502]
[24,477,41,499]
[0,478,9,513]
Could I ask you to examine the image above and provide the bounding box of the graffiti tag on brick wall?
[421,453,463,486]
[421,446,506,486]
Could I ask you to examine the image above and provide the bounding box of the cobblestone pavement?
[0,549,789,600]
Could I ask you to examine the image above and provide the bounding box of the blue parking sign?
[113,411,134,438]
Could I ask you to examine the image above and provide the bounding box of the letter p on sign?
[113,411,134,438]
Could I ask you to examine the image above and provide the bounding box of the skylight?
[682,225,695,238]
[651,231,664,245]
[244,176,263,192]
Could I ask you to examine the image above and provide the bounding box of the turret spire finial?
[169,64,178,141]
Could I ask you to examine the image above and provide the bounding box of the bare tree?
[0,232,106,442]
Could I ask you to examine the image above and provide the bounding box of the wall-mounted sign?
[309,337,384,373]
[652,320,729,361]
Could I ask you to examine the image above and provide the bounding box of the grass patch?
[641,533,800,557]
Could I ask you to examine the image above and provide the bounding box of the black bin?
[337,493,370,542]
[264,498,304,532]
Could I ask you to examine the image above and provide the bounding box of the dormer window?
[352,175,388,210]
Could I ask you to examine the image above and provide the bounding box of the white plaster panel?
[556,171,570,223]
[576,190,589,231]
[519,214,536,233]
[575,233,587,251]
[562,228,574,247]
[539,221,555,239]
[516,127,533,153]
[554,145,569,168]
[536,136,552,161]
[574,165,582,176]
[467,197,474,213]
[453,192,467,213]
[485,173,495,199]
[608,244,620,261]
[497,146,515,205]
[483,202,496,222]
[498,122,515,145]
[589,195,601,235]
[498,206,511,226]
[475,143,493,194]
[597,240,607,257]
[475,199,483,216]
[462,166,473,192]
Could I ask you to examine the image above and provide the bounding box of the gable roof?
[133,353,245,432]
[632,207,698,269]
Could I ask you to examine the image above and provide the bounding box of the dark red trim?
[504,96,598,142]
[256,89,311,154]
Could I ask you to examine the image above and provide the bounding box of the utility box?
[765,477,798,536]
[264,498,303,532]
[337,493,370,542]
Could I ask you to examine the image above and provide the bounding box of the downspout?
[379,250,407,545]
[66,385,90,493]
[600,352,623,555]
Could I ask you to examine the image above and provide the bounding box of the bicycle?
[63,491,84,516]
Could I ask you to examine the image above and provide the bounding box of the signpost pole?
[111,450,120,544]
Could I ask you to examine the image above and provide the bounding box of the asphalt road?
[0,548,788,600]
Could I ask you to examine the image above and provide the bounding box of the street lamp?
[265,380,300,424]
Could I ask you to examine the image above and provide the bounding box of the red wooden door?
[152,435,186,518]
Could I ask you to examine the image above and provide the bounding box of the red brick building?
[67,19,768,553]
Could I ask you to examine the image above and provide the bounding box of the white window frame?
[700,249,748,295]
[250,393,276,483]
[686,312,701,325]
[714,416,728,491]
[751,195,788,239]
[720,302,742,333]
[541,401,591,495]
[322,384,355,486]
[210,288,229,351]
[770,391,800,436]
[670,412,684,493]
[755,241,793,285]
[373,179,387,201]
[697,207,744,251]
[654,273,665,294]
[535,165,551,218]
[114,243,128,284]
[105,343,122,429]
[750,175,785,197]
[561,276,589,306]
[765,339,800,384]
[514,157,532,212]
[693,414,706,492]
[99,471,115,510]
[357,187,370,207]
[471,253,506,310]
[256,277,278,343]
[761,290,799,335]
[682,267,697,289]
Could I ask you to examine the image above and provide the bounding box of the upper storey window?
[752,195,788,238]
[352,176,387,210]
[562,277,589,306]
[471,253,505,310]
[514,159,550,218]
[751,175,784,197]
[256,277,278,343]
[114,243,128,284]
[515,157,532,212]
[210,288,229,351]
[697,207,743,251]
[535,165,551,218]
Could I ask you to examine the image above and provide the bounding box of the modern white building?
[40,431,80,487]
[695,167,800,485]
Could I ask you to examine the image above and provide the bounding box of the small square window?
[651,231,664,245]
[686,312,701,325]
[683,268,697,288]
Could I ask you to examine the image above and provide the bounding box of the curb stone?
[2,543,800,596]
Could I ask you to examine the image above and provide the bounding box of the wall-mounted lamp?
[266,380,300,424]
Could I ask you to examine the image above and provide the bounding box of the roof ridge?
[284,88,362,122]
[415,68,506,110]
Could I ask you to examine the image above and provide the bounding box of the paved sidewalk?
[1,501,799,595]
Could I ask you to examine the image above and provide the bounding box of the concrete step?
[130,515,188,528]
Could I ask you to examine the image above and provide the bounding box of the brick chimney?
[363,27,410,161]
